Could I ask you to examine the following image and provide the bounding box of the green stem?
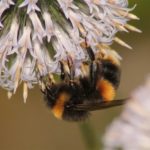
[79,121,100,150]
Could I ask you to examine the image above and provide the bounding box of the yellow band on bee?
[96,79,116,101]
[52,92,70,119]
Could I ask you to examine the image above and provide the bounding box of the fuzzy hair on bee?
[42,43,125,121]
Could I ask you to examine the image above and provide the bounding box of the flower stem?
[79,121,100,150]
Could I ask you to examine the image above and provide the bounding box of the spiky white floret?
[0,0,140,101]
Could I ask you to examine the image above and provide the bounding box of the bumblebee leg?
[84,37,102,89]
[45,87,57,100]
[89,61,102,89]
[59,61,71,82]
[60,61,66,80]
[89,62,96,88]
[85,38,95,61]
[67,56,75,81]
[87,47,95,61]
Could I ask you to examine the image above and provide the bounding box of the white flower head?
[19,0,40,14]
[43,11,54,42]
[103,78,150,150]
[29,11,46,43]
[0,0,140,101]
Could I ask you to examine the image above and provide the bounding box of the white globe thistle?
[0,0,140,102]
[103,78,150,150]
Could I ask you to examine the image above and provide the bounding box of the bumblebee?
[42,42,125,121]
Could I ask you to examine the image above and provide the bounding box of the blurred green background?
[0,1,150,150]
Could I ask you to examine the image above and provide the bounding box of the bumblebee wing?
[73,99,126,111]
